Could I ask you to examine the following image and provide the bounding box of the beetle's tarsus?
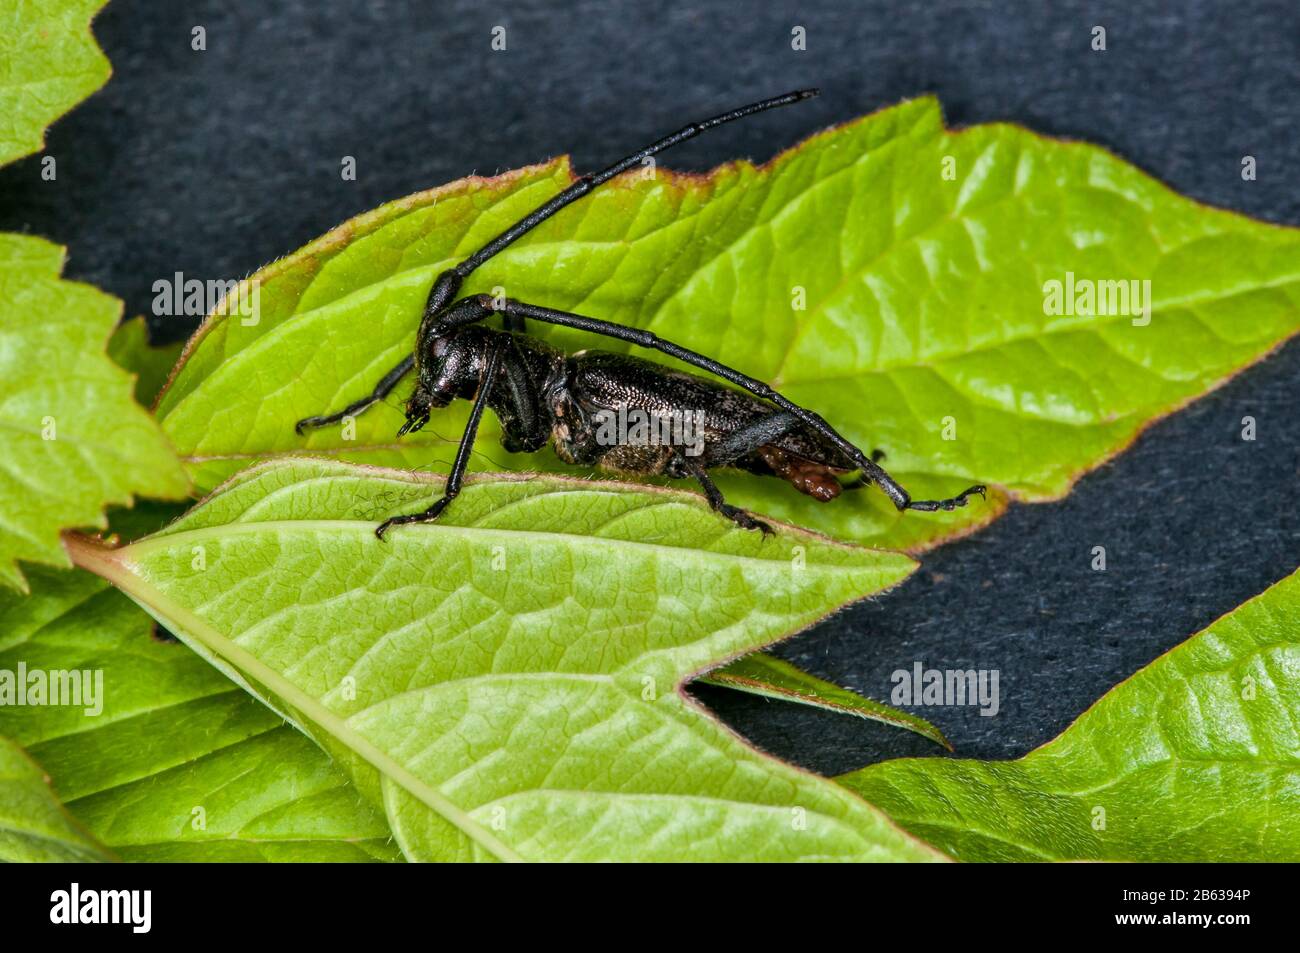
[375,496,452,540]
[903,483,987,512]
[293,355,417,437]
[723,505,775,536]
[687,462,774,536]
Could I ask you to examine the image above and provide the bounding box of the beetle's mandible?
[295,90,987,538]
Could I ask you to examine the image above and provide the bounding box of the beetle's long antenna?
[453,89,819,279]
[298,91,822,440]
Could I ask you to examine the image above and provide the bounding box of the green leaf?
[839,568,1300,862]
[0,0,111,167]
[0,562,401,861]
[156,97,1300,550]
[108,316,185,407]
[0,734,111,861]
[67,458,942,861]
[699,652,951,749]
[0,235,189,592]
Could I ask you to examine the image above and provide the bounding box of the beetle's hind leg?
[295,355,415,434]
[838,450,887,491]
[865,466,987,512]
[901,484,987,511]
[706,411,843,504]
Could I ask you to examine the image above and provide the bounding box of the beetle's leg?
[838,451,893,489]
[841,465,986,510]
[838,450,986,510]
[705,411,801,466]
[375,343,502,540]
[682,460,773,536]
[295,355,415,434]
[873,472,987,512]
[709,412,850,503]
[437,295,987,513]
[494,338,547,452]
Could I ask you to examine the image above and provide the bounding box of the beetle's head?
[399,325,492,436]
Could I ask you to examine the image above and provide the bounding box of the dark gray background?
[3,0,1297,774]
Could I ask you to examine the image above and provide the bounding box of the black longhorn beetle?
[295,90,986,538]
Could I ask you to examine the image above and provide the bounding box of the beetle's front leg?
[297,268,469,436]
[295,355,415,434]
[375,340,503,539]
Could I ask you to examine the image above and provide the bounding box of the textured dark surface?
[3,0,1297,775]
